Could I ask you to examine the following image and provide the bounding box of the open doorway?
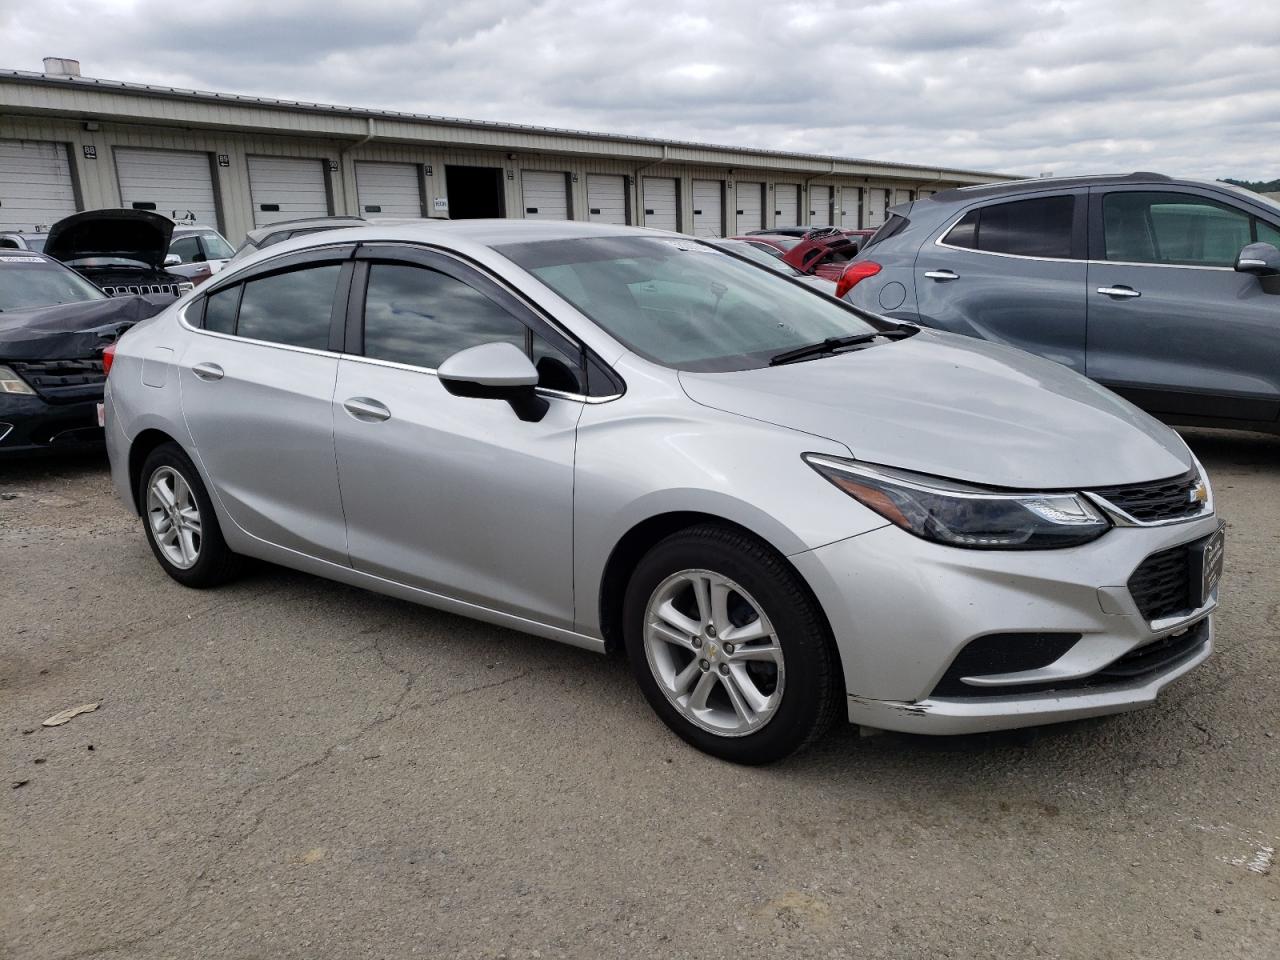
[445,165,505,219]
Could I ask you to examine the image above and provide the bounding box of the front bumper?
[0,392,104,456]
[791,513,1221,735]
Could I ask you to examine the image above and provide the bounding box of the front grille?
[1128,543,1192,622]
[102,283,180,298]
[1091,469,1202,523]
[9,358,106,403]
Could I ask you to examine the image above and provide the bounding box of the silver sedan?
[103,220,1223,763]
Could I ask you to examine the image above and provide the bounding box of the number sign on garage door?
[586,175,627,224]
[692,180,723,237]
[248,156,330,228]
[355,161,424,217]
[521,170,570,220]
[809,185,832,227]
[642,177,678,231]
[0,139,78,232]
[735,181,764,232]
[115,148,219,228]
[840,187,863,229]
[774,184,799,226]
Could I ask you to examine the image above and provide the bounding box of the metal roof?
[0,68,1009,182]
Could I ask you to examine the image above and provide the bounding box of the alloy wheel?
[146,466,202,569]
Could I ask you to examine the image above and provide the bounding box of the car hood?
[0,296,166,360]
[677,330,1191,489]
[44,209,175,270]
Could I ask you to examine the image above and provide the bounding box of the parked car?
[44,209,195,300]
[0,232,50,253]
[165,224,235,287]
[743,227,861,281]
[708,238,837,293]
[104,220,1222,764]
[0,250,166,455]
[841,172,1280,434]
[229,216,368,263]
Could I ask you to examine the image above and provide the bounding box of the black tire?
[137,442,241,588]
[622,523,841,764]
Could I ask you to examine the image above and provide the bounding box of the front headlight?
[0,364,36,395]
[804,454,1110,549]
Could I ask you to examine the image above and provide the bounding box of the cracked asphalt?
[2,427,1278,960]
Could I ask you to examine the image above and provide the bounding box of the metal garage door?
[840,187,863,229]
[0,139,78,232]
[355,161,423,217]
[642,177,678,231]
[586,175,627,224]
[521,170,570,220]
[735,181,764,233]
[894,188,915,206]
[115,148,218,228]
[866,188,889,228]
[809,185,832,227]
[774,184,799,227]
[248,156,330,228]
[692,179,723,237]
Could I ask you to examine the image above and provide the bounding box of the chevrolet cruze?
[103,220,1224,764]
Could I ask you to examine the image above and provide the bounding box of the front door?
[1086,186,1280,424]
[914,191,1089,372]
[331,246,584,628]
[178,249,353,563]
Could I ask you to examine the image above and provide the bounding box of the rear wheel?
[138,443,240,588]
[623,524,840,764]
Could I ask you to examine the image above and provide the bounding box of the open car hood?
[44,209,175,270]
[677,330,1192,489]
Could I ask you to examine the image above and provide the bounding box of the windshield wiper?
[769,327,914,366]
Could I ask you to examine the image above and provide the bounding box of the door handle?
[924,269,959,281]
[343,397,391,423]
[191,362,224,382]
[1097,285,1141,298]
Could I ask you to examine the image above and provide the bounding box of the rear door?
[179,245,354,563]
[331,246,584,627]
[913,191,1089,372]
[587,175,628,224]
[1086,186,1280,424]
[735,181,764,232]
[692,180,723,237]
[521,170,571,220]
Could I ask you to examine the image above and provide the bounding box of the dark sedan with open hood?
[44,209,194,300]
[0,250,167,455]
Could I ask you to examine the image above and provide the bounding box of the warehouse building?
[0,60,1007,244]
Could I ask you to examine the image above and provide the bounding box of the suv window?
[169,235,203,263]
[1103,191,1263,267]
[944,196,1075,258]
[362,263,583,391]
[236,265,341,349]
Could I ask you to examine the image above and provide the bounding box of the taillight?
[835,261,882,299]
[102,343,117,376]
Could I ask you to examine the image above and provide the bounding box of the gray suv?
[843,173,1280,434]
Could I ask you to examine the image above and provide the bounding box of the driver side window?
[1103,192,1258,267]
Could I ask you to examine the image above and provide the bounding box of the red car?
[734,227,865,281]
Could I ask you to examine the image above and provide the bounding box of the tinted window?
[1257,220,1280,249]
[500,235,878,372]
[203,286,239,334]
[1104,192,1256,267]
[362,264,529,369]
[236,265,340,349]
[169,235,202,263]
[941,210,978,249]
[864,213,912,251]
[979,196,1074,257]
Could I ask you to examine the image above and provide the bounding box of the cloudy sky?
[2,0,1277,180]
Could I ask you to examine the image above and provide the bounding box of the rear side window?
[236,265,341,349]
[1103,191,1260,267]
[202,286,238,334]
[861,213,909,252]
[943,196,1075,258]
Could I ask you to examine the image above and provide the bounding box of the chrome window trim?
[176,299,341,360]
[1083,491,1214,527]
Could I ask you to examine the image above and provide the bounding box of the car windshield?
[713,240,803,276]
[0,257,106,310]
[499,235,877,372]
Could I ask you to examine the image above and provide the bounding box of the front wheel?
[622,524,841,764]
[138,443,241,588]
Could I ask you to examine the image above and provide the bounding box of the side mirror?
[164,253,182,266]
[437,341,548,422]
[1235,242,1280,277]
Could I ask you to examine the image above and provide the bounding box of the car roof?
[921,171,1194,206]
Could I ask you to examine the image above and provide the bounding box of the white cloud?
[1,0,1276,180]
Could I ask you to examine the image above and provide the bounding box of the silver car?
[103,220,1224,764]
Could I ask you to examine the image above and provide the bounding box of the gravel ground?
[2,428,1278,960]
